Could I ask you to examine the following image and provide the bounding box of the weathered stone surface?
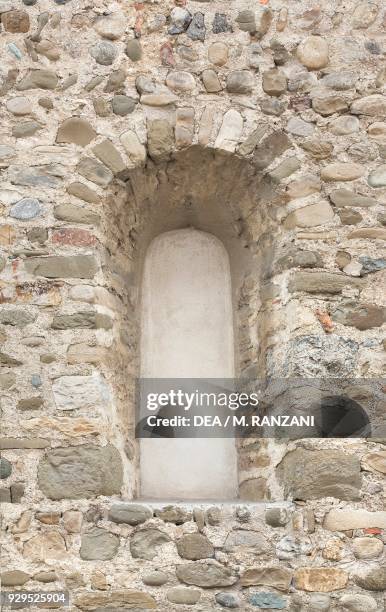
[0,308,36,327]
[177,533,214,560]
[340,593,378,612]
[38,444,123,499]
[120,130,146,165]
[329,189,376,207]
[294,568,348,592]
[332,303,385,330]
[169,7,192,35]
[236,9,255,32]
[25,256,98,279]
[297,36,329,69]
[348,228,386,240]
[312,94,348,116]
[80,527,119,561]
[301,138,333,159]
[239,477,268,501]
[324,509,386,530]
[249,592,287,609]
[166,71,195,92]
[362,451,386,474]
[0,457,12,479]
[12,121,42,139]
[17,70,58,91]
[352,537,383,559]
[278,448,361,501]
[215,592,241,608]
[52,375,107,411]
[262,69,287,96]
[224,530,267,551]
[284,201,334,229]
[112,94,136,116]
[355,565,386,591]
[147,119,174,161]
[241,567,292,591]
[56,118,96,147]
[67,182,99,204]
[93,139,126,174]
[1,570,30,586]
[330,116,359,135]
[51,311,112,330]
[0,352,22,367]
[286,117,314,137]
[208,42,228,66]
[226,70,254,94]
[10,198,41,220]
[289,271,361,294]
[109,503,152,526]
[90,41,117,65]
[253,131,291,170]
[6,96,31,115]
[130,529,171,560]
[0,438,49,449]
[202,69,222,93]
[368,164,386,188]
[126,39,142,62]
[167,587,201,605]
[94,13,125,40]
[176,561,237,588]
[77,157,113,187]
[75,591,156,610]
[54,203,100,225]
[215,110,243,153]
[351,94,386,117]
[2,10,30,33]
[187,12,206,41]
[320,71,357,90]
[321,162,365,182]
[142,570,168,586]
[155,506,191,524]
[23,532,66,562]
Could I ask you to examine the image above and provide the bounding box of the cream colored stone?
[362,451,386,474]
[284,201,334,228]
[325,509,386,531]
[297,36,329,70]
[6,96,31,115]
[23,532,67,562]
[294,568,348,592]
[208,42,228,66]
[215,109,243,153]
[352,537,383,559]
[321,163,365,182]
[120,130,146,165]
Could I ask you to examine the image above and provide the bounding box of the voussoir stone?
[147,119,174,161]
[120,130,146,165]
[130,528,171,560]
[277,448,361,500]
[56,118,96,147]
[92,139,126,174]
[177,533,214,560]
[108,503,152,526]
[67,182,99,204]
[25,255,98,279]
[321,162,365,181]
[226,70,254,94]
[176,561,237,588]
[80,527,119,560]
[253,131,291,170]
[215,109,243,153]
[77,157,113,187]
[295,568,348,592]
[54,203,100,225]
[297,36,329,70]
[38,444,123,499]
[284,201,334,229]
[240,567,292,591]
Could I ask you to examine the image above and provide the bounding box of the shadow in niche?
[315,396,371,438]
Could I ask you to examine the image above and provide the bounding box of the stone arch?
[95,141,288,499]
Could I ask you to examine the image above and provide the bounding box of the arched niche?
[140,228,238,499]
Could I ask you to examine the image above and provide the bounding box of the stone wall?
[0,0,385,610]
